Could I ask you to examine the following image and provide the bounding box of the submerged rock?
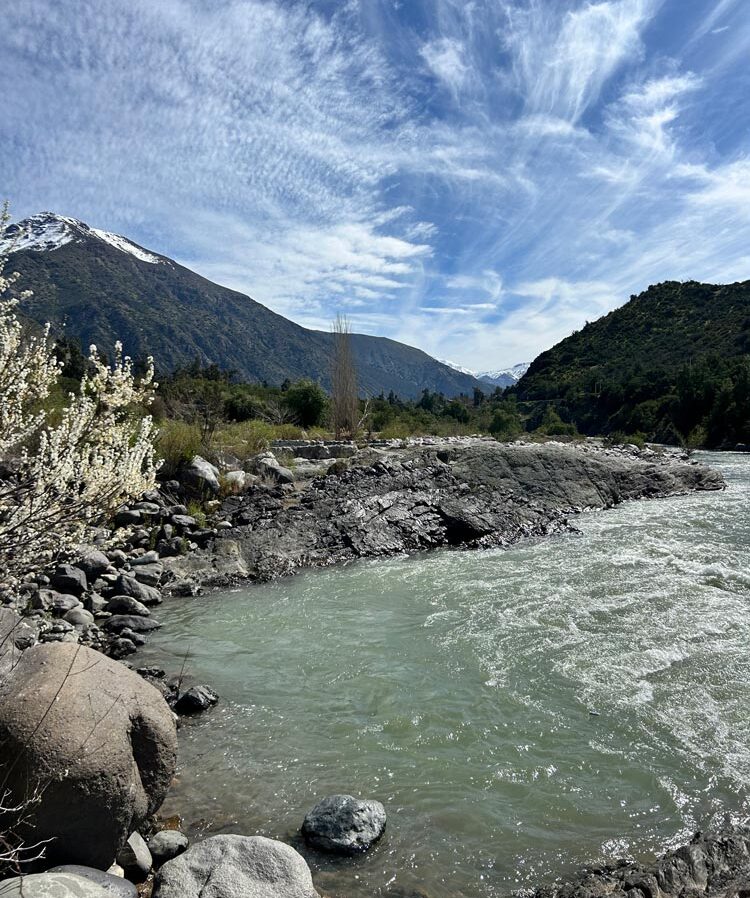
[302,794,386,854]
[0,642,177,868]
[174,684,219,715]
[153,834,320,898]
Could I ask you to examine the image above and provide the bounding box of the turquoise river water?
[142,452,750,898]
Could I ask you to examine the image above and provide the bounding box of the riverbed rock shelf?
[162,441,724,591]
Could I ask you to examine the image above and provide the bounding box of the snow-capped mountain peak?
[1,212,164,265]
[440,359,530,385]
[477,362,530,382]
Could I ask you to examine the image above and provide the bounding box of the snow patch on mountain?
[438,358,477,377]
[2,212,164,265]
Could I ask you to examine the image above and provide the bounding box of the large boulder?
[49,865,137,897]
[0,869,134,896]
[184,455,220,494]
[0,642,177,869]
[153,834,320,898]
[301,794,386,853]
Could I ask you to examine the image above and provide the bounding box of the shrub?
[284,379,329,428]
[155,420,202,477]
[0,206,158,583]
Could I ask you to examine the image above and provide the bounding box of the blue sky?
[2,0,749,369]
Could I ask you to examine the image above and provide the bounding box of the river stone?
[64,606,95,628]
[132,563,163,587]
[115,508,143,527]
[109,637,138,659]
[102,614,162,634]
[32,589,81,614]
[51,563,89,595]
[130,550,160,565]
[77,548,114,581]
[0,871,119,896]
[114,573,162,606]
[105,595,151,616]
[153,834,320,898]
[0,642,177,868]
[116,831,152,881]
[48,865,137,897]
[301,794,386,853]
[148,830,189,866]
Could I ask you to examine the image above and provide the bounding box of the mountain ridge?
[514,279,750,445]
[2,213,485,400]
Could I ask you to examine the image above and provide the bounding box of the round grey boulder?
[0,870,128,896]
[153,834,319,898]
[148,829,189,866]
[0,642,178,869]
[301,794,386,854]
[48,865,137,897]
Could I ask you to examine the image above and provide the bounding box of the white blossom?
[0,203,159,584]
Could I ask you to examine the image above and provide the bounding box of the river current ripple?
[142,451,750,898]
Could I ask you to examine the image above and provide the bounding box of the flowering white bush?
[0,205,158,584]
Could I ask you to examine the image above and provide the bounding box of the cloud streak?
[2,0,750,371]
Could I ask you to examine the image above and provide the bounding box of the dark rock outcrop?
[162,442,724,591]
[533,826,750,898]
[0,643,177,868]
[174,685,219,715]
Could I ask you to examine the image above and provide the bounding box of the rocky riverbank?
[0,439,725,665]
[160,439,725,592]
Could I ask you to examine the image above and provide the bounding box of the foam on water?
[141,453,750,898]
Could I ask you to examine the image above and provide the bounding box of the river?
[141,451,750,898]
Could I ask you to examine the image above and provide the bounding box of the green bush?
[284,380,329,427]
[156,420,202,477]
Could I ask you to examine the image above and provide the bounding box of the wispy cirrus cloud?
[2,0,750,371]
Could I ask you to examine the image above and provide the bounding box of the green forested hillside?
[514,280,750,447]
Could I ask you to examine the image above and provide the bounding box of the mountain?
[2,213,484,399]
[514,280,750,445]
[476,363,530,387]
[440,359,529,388]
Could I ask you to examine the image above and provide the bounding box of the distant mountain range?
[441,360,529,388]
[2,213,485,400]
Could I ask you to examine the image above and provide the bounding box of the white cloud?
[504,0,655,123]
[420,37,471,94]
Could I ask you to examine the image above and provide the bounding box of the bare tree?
[330,314,359,438]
